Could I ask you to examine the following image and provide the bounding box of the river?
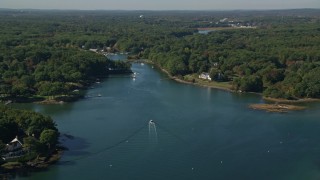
[13,62,320,180]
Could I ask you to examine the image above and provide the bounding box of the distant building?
[199,73,212,81]
[89,48,98,52]
[212,62,219,67]
[220,18,228,22]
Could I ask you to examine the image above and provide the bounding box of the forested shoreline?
[0,9,319,101]
[0,105,60,173]
[146,23,320,99]
[0,10,132,103]
[0,8,319,177]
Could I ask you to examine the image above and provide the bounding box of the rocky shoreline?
[0,148,64,178]
[249,104,306,113]
[263,97,320,103]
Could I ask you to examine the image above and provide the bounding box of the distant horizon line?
[0,8,319,11]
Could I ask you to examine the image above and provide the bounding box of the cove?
[12,63,320,180]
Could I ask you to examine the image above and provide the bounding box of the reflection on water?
[13,63,320,180]
[11,103,74,117]
[106,54,128,61]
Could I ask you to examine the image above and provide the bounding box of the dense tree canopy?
[0,11,133,101]
[0,9,319,99]
[0,105,58,158]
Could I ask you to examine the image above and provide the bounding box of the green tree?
[238,75,263,92]
[0,119,19,143]
[0,140,5,154]
[23,136,45,155]
[40,129,58,149]
[209,68,219,80]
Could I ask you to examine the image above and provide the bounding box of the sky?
[1,0,320,10]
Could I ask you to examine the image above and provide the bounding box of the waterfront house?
[6,136,23,151]
[199,73,212,81]
[89,48,98,52]
[1,136,25,161]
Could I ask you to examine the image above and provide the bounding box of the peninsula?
[0,105,60,175]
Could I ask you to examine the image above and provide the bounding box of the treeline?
[0,105,58,162]
[143,23,320,99]
[0,12,132,101]
[0,9,319,100]
[143,22,320,98]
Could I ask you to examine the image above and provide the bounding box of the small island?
[249,103,306,113]
[0,105,61,176]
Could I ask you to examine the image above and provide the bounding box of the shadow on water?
[59,134,91,160]
[1,167,51,180]
[10,103,75,117]
[5,59,320,180]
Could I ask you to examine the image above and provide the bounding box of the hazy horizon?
[2,0,320,11]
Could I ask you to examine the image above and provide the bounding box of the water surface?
[14,63,320,180]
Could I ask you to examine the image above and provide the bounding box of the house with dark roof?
[1,136,26,161]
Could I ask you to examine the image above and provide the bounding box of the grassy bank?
[147,63,234,92]
[128,60,320,111]
[182,74,233,91]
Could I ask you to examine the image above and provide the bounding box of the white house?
[89,48,98,53]
[212,62,219,67]
[199,73,211,81]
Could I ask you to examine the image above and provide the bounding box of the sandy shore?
[37,99,65,104]
[263,97,320,103]
[249,104,306,113]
